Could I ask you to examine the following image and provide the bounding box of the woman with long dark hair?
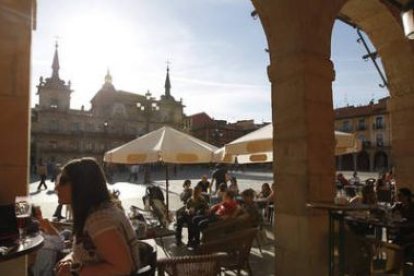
[55,158,140,276]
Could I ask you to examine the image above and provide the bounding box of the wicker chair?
[198,227,259,276]
[201,213,254,243]
[156,253,226,276]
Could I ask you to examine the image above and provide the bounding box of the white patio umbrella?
[213,147,273,164]
[220,124,361,163]
[104,126,218,209]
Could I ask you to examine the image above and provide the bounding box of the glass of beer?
[15,196,32,243]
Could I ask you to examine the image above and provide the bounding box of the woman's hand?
[55,259,72,276]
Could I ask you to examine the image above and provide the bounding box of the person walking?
[37,160,48,191]
[210,164,228,193]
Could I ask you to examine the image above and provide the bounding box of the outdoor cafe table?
[0,233,44,262]
[307,202,375,276]
[344,213,414,242]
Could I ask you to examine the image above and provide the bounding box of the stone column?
[251,0,342,274]
[389,95,414,190]
[0,1,35,275]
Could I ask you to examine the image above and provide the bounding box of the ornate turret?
[164,65,171,99]
[51,41,60,79]
[36,42,72,110]
[101,69,116,92]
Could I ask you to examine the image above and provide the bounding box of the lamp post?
[103,120,112,182]
[402,1,414,39]
[137,90,159,184]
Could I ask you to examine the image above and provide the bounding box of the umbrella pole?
[165,164,169,212]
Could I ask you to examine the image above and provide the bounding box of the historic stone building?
[334,97,391,172]
[31,44,185,167]
[184,112,265,147]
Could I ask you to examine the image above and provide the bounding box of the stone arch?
[374,150,389,171]
[337,0,414,188]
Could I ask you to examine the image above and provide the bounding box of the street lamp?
[402,1,414,39]
[137,90,160,184]
[103,121,108,150]
[103,120,112,182]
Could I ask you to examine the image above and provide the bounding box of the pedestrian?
[196,175,210,193]
[210,164,228,193]
[175,186,208,247]
[128,165,139,182]
[37,160,48,191]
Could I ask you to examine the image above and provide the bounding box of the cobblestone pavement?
[29,167,378,276]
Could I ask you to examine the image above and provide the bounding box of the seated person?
[257,183,274,206]
[392,188,414,242]
[240,189,261,227]
[210,183,227,205]
[376,178,392,203]
[349,171,361,186]
[388,188,414,273]
[228,176,239,195]
[336,173,351,189]
[175,186,208,247]
[349,183,377,205]
[196,175,210,194]
[143,185,169,226]
[179,179,193,204]
[30,205,71,276]
[190,190,238,248]
[258,183,272,199]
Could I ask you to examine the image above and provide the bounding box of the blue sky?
[32,0,389,123]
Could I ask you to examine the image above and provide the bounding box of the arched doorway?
[357,150,370,171]
[374,150,388,171]
[341,153,354,171]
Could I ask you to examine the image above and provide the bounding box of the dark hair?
[241,189,255,198]
[218,183,227,192]
[230,176,237,184]
[183,179,191,188]
[193,185,202,196]
[399,188,413,201]
[62,157,110,238]
[224,190,235,199]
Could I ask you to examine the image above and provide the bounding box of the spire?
[164,64,171,98]
[51,41,60,79]
[105,68,113,84]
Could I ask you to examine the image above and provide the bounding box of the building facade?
[334,97,391,172]
[184,112,266,147]
[31,44,185,168]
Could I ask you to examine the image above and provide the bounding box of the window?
[358,119,366,130]
[50,120,59,131]
[72,122,81,132]
[342,120,352,132]
[375,116,384,129]
[50,98,58,109]
[376,133,384,147]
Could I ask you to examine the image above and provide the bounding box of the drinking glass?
[15,196,32,244]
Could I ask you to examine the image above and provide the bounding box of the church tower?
[37,42,72,110]
[164,65,172,100]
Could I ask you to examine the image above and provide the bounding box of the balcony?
[372,123,385,130]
